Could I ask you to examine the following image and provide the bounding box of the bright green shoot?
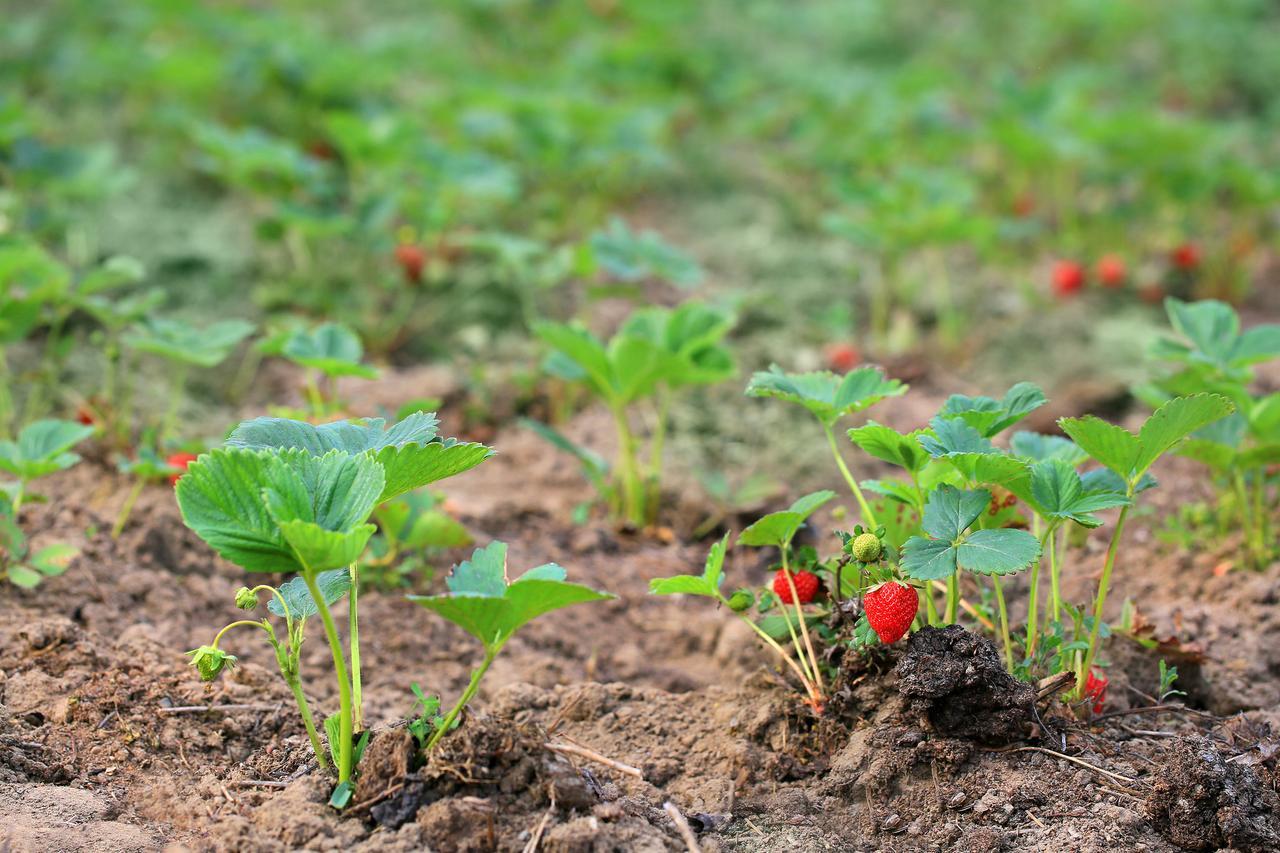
[409,541,613,750]
[0,418,95,513]
[280,322,380,418]
[0,492,78,589]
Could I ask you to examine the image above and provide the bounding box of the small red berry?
[395,243,426,283]
[773,569,820,605]
[76,406,96,426]
[1084,669,1109,715]
[167,452,199,487]
[1051,260,1085,298]
[863,581,918,644]
[1096,254,1126,288]
[824,343,860,373]
[1171,242,1200,271]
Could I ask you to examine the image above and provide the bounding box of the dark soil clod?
[1144,736,1280,852]
[895,625,1035,744]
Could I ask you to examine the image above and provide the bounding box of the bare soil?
[1,377,1278,852]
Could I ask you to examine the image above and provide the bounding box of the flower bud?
[852,532,882,563]
[187,645,237,682]
[726,588,755,613]
[234,587,258,610]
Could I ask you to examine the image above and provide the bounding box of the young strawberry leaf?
[917,416,996,457]
[282,322,379,379]
[939,382,1046,437]
[1060,394,1234,490]
[847,422,930,473]
[408,541,614,652]
[1154,298,1280,373]
[738,490,836,550]
[649,532,730,597]
[124,317,255,367]
[745,365,906,427]
[619,302,736,388]
[901,485,1040,580]
[1029,459,1131,528]
[226,413,492,502]
[588,217,703,288]
[268,567,352,618]
[0,419,94,480]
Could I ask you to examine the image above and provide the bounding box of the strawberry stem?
[1079,504,1131,698]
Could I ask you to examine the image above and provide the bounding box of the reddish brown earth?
[1,372,1278,852]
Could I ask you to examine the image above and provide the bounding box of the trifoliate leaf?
[939,382,1046,437]
[0,419,94,480]
[619,302,736,389]
[955,528,1041,575]
[848,422,930,473]
[1029,459,1131,527]
[282,322,379,379]
[901,537,956,580]
[1156,298,1280,372]
[738,490,836,549]
[745,365,906,427]
[920,484,989,540]
[901,484,1039,580]
[268,567,352,618]
[409,541,614,651]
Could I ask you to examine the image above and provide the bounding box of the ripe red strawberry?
[1096,254,1126,288]
[395,243,426,283]
[773,569,819,605]
[824,343,860,373]
[167,452,199,487]
[1051,260,1085,298]
[863,581,918,644]
[1084,668,1108,715]
[1170,242,1200,271]
[76,405,96,426]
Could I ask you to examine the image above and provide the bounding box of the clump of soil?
[1144,735,1280,852]
[895,625,1034,744]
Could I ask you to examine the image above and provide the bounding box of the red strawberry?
[1096,254,1126,288]
[1084,669,1108,715]
[167,452,199,487]
[1051,260,1085,298]
[395,243,426,283]
[1170,242,1200,271]
[773,569,820,605]
[824,343,860,373]
[76,405,96,426]
[863,581,918,644]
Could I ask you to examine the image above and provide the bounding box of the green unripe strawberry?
[187,645,237,682]
[234,587,258,610]
[727,588,755,612]
[852,532,882,563]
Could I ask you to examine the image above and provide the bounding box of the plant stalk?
[822,423,877,528]
[945,573,959,624]
[425,645,499,752]
[348,562,362,731]
[111,478,146,539]
[780,550,824,696]
[1079,504,1131,696]
[158,362,189,448]
[304,572,354,783]
[610,406,645,526]
[992,576,1014,671]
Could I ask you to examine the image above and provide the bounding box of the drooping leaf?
[520,418,610,493]
[738,490,836,549]
[745,365,906,427]
[588,217,703,287]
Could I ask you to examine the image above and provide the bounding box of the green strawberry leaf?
[1010,431,1089,467]
[861,478,921,507]
[901,484,1039,580]
[282,322,379,379]
[745,365,906,427]
[738,490,836,549]
[409,541,614,651]
[520,418,610,493]
[124,316,254,367]
[955,528,1042,576]
[920,484,989,540]
[917,416,996,458]
[650,532,730,597]
[588,217,703,287]
[1029,459,1131,528]
[939,382,1046,437]
[847,422,930,473]
[0,419,94,480]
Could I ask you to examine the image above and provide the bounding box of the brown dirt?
[2,377,1279,851]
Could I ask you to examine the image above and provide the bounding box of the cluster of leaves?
[1137,298,1280,569]
[529,301,736,526]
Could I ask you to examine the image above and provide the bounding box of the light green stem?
[1079,505,1131,695]
[823,423,877,528]
[425,645,499,752]
[284,670,328,772]
[111,479,145,539]
[780,550,824,695]
[305,572,353,783]
[1049,527,1063,625]
[923,582,939,625]
[945,573,959,624]
[1025,523,1055,659]
[348,562,362,731]
[725,599,819,699]
[992,576,1013,671]
[610,406,645,526]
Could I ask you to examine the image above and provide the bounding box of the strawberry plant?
[408,541,613,752]
[0,491,77,588]
[362,490,473,589]
[178,411,492,794]
[531,301,735,526]
[746,365,906,529]
[279,322,379,419]
[0,418,95,512]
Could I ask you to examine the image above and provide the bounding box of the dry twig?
[545,741,643,780]
[664,802,702,853]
